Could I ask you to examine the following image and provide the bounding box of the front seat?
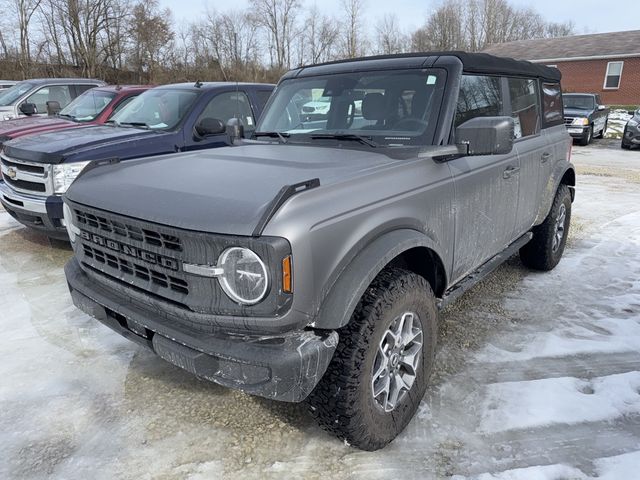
[361,92,388,129]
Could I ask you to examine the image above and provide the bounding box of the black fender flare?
[311,229,446,330]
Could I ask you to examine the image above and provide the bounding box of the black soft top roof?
[292,51,561,83]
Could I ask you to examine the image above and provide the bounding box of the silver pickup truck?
[62,52,574,450]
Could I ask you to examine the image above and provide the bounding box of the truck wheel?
[579,125,593,146]
[520,184,571,271]
[307,267,437,450]
[621,140,631,149]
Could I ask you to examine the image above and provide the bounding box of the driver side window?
[198,92,255,134]
[26,85,72,112]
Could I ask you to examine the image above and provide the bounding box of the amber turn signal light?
[282,255,293,293]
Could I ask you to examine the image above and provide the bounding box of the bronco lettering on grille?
[80,230,179,271]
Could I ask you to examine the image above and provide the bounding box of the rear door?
[507,77,546,237]
[448,74,521,283]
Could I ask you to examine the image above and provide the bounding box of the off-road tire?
[621,140,631,150]
[307,268,437,451]
[579,125,593,146]
[520,184,572,271]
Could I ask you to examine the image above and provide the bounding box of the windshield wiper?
[254,131,289,144]
[105,119,120,127]
[310,133,378,148]
[58,113,76,121]
[120,121,150,129]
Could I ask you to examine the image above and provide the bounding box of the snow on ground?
[604,109,632,139]
[0,142,639,479]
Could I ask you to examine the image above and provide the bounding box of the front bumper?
[0,181,67,239]
[65,257,338,402]
[566,125,589,139]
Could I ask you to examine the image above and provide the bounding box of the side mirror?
[19,102,37,116]
[226,117,245,140]
[47,101,61,116]
[456,116,514,156]
[194,118,226,138]
[597,104,606,111]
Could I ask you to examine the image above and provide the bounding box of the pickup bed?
[0,82,274,239]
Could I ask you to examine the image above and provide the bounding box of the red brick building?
[483,30,640,106]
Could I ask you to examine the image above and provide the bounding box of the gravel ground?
[0,142,638,479]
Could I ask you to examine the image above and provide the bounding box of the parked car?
[621,108,640,149]
[0,82,274,239]
[0,78,106,121]
[61,53,574,450]
[0,80,16,90]
[0,85,150,148]
[563,93,609,145]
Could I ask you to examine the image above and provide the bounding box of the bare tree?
[340,0,366,58]
[298,4,339,64]
[128,0,174,82]
[249,0,300,70]
[375,13,406,55]
[12,0,43,76]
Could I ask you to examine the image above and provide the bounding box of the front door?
[449,75,520,283]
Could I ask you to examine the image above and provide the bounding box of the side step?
[437,232,532,310]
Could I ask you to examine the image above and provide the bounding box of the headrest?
[362,93,386,121]
[411,89,430,119]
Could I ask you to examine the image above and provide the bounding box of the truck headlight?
[218,247,269,305]
[571,117,589,126]
[52,161,91,194]
[62,202,80,242]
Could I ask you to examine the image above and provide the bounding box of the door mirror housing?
[194,118,226,138]
[226,117,245,140]
[597,104,606,111]
[19,102,37,116]
[47,101,61,116]
[456,116,514,156]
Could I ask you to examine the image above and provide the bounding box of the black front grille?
[75,209,182,251]
[82,243,188,295]
[564,117,574,126]
[3,176,46,192]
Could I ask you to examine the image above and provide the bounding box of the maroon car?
[0,85,150,146]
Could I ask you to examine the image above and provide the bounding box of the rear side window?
[508,78,540,138]
[199,91,256,132]
[455,75,502,127]
[541,82,563,127]
[255,90,273,112]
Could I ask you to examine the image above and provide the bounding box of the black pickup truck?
[563,93,609,146]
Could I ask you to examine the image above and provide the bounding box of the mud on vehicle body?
[63,52,574,450]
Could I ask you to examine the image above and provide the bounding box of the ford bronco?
[62,52,574,450]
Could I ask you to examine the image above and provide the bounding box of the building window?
[604,61,624,89]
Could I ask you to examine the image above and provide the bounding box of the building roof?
[291,51,561,82]
[482,30,640,62]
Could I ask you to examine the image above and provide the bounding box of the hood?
[65,144,402,236]
[563,107,592,118]
[0,116,76,140]
[3,125,159,164]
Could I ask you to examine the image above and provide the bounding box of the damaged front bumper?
[65,257,338,402]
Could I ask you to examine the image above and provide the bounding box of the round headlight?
[218,247,269,305]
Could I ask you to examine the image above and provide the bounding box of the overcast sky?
[159,0,637,36]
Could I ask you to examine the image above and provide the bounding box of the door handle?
[541,152,551,163]
[503,166,520,179]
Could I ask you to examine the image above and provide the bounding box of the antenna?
[194,80,203,88]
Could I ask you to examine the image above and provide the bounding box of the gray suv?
[62,52,574,450]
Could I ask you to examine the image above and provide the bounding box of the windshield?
[257,69,446,147]
[0,81,34,106]
[59,89,116,122]
[563,95,595,110]
[109,88,198,130]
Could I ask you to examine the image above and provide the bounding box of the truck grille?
[564,117,574,126]
[75,209,182,252]
[0,153,51,195]
[82,243,188,295]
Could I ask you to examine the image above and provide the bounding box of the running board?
[437,232,533,310]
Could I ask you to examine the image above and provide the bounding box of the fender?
[311,229,447,330]
[534,162,575,225]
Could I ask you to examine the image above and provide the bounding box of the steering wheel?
[392,117,429,131]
